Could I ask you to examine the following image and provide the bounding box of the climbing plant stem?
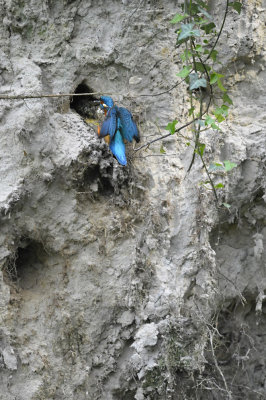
[199,151,218,203]
[205,0,229,62]
[134,118,198,152]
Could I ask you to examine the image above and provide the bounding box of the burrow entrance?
[4,240,48,290]
[70,82,100,119]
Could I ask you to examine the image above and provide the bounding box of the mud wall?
[0,1,265,399]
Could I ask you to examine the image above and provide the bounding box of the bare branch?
[205,0,229,62]
[208,327,233,399]
[0,92,103,100]
[0,77,188,101]
[134,118,198,152]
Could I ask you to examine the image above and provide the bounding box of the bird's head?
[100,96,114,111]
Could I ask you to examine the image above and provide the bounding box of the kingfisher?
[97,96,140,166]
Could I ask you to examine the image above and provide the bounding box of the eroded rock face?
[0,1,265,399]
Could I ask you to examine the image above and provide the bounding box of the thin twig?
[134,153,180,159]
[0,92,103,100]
[134,77,188,98]
[187,90,203,173]
[199,151,219,203]
[217,270,247,306]
[192,39,213,114]
[134,118,198,152]
[0,76,188,101]
[187,40,213,173]
[208,327,233,400]
[205,0,229,62]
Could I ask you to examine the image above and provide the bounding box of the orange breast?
[104,136,110,145]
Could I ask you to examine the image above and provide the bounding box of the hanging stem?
[205,0,230,62]
[199,151,218,203]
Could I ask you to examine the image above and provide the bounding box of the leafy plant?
[168,0,242,206]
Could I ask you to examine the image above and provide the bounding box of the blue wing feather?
[117,107,140,143]
[109,130,127,166]
[98,99,138,165]
[99,107,117,139]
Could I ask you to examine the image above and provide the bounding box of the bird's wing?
[117,107,140,143]
[99,107,117,139]
[109,130,127,166]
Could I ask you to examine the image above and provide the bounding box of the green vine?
[168,0,242,206]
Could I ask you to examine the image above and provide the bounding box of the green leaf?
[198,18,210,25]
[209,49,218,61]
[229,2,242,14]
[186,142,190,146]
[210,74,218,84]
[194,62,211,73]
[178,23,201,41]
[209,162,224,172]
[223,203,231,209]
[177,66,191,78]
[195,44,204,53]
[221,105,229,116]
[196,119,205,127]
[217,78,226,92]
[215,114,225,123]
[223,93,233,105]
[198,6,212,20]
[180,49,192,62]
[185,76,190,85]
[215,183,224,189]
[165,120,178,135]
[215,105,228,117]
[210,72,224,85]
[214,108,222,115]
[160,144,166,154]
[205,115,215,126]
[201,22,215,34]
[211,123,220,130]
[197,143,205,157]
[189,106,195,116]
[170,13,189,24]
[189,72,198,86]
[188,3,200,14]
[189,72,207,90]
[224,160,237,172]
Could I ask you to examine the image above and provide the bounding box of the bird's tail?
[109,130,127,166]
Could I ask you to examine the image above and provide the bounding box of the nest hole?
[70,82,99,119]
[4,240,47,290]
[83,165,114,195]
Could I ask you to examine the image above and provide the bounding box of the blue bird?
[98,96,139,165]
[98,106,117,140]
[117,107,140,143]
[109,130,127,166]
[100,96,114,111]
